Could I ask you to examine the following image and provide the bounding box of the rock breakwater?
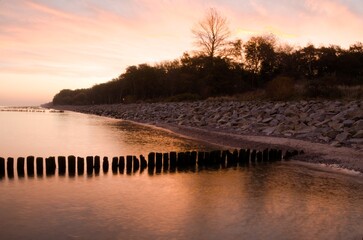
[56,100,362,151]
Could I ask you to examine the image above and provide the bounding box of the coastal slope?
[54,100,363,173]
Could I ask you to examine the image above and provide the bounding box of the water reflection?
[0,111,215,158]
[0,161,362,240]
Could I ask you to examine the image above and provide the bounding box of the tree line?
[53,9,363,105]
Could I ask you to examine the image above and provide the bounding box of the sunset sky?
[1,0,362,106]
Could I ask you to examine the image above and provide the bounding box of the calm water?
[0,109,362,239]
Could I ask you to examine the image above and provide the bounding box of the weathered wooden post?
[250,150,257,164]
[257,151,263,162]
[230,149,238,167]
[263,149,269,162]
[140,155,147,172]
[133,156,139,173]
[94,156,100,174]
[46,157,56,176]
[17,157,25,177]
[170,152,177,171]
[212,150,221,167]
[36,157,43,177]
[126,155,133,174]
[112,157,119,174]
[163,153,169,172]
[204,152,210,167]
[225,150,233,167]
[26,156,35,177]
[269,149,277,161]
[245,149,251,164]
[277,150,282,161]
[197,152,205,169]
[119,156,125,174]
[225,150,236,167]
[58,156,66,176]
[77,157,84,175]
[185,151,191,167]
[68,155,76,176]
[0,157,5,178]
[7,157,14,179]
[86,156,94,175]
[177,152,186,170]
[147,152,155,175]
[238,149,245,165]
[148,152,155,170]
[156,153,162,170]
[190,151,197,168]
[102,157,109,173]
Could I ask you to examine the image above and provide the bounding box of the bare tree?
[192,8,230,59]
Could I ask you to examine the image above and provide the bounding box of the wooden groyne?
[0,148,302,179]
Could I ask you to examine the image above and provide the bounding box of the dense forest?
[53,9,363,105]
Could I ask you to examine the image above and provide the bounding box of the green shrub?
[265,76,295,100]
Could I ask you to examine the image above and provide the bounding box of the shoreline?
[53,100,363,173]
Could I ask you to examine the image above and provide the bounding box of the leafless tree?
[192,8,230,59]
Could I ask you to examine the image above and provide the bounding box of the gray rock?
[262,117,273,123]
[335,132,349,143]
[353,130,363,139]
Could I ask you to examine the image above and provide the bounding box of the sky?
[0,0,362,106]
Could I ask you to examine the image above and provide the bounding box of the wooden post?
[250,150,256,164]
[77,157,84,175]
[156,153,162,170]
[119,156,125,174]
[17,157,25,177]
[177,152,185,170]
[36,157,43,177]
[185,151,191,167]
[245,149,251,165]
[102,157,109,173]
[68,155,76,176]
[277,150,282,161]
[46,157,56,176]
[190,151,197,167]
[197,152,205,169]
[133,156,139,173]
[169,152,176,171]
[238,149,246,165]
[0,157,5,178]
[7,157,14,179]
[147,152,155,175]
[26,156,35,177]
[269,149,278,161]
[204,152,210,167]
[231,149,238,166]
[126,155,133,174]
[140,155,147,172]
[94,156,100,174]
[148,152,155,169]
[86,156,94,175]
[263,149,269,162]
[163,153,169,172]
[257,151,263,162]
[112,157,119,173]
[58,156,66,176]
[225,150,233,167]
[212,150,222,167]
